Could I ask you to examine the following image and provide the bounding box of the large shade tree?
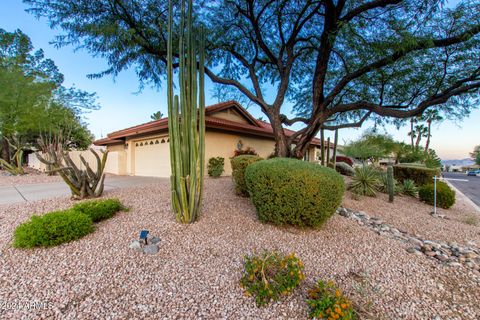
[0,28,97,164]
[24,0,480,157]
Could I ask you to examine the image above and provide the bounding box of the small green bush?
[231,155,263,196]
[207,157,225,177]
[307,280,356,319]
[335,162,355,176]
[401,179,418,197]
[240,251,304,306]
[72,198,124,223]
[349,166,381,197]
[418,181,455,209]
[13,210,93,248]
[393,164,439,185]
[245,158,344,228]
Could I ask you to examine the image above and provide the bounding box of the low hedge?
[207,157,225,178]
[393,164,439,186]
[245,158,345,228]
[418,181,455,209]
[231,155,263,196]
[72,198,123,222]
[13,210,94,248]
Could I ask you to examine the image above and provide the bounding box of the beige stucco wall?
[205,130,276,175]
[209,109,249,124]
[118,130,276,177]
[28,148,126,175]
[112,129,323,177]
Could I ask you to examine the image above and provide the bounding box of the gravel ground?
[0,168,61,186]
[1,178,479,319]
[343,190,480,245]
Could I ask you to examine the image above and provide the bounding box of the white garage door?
[134,137,171,177]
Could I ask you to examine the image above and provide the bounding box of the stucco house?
[93,101,328,177]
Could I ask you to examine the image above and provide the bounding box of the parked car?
[466,169,480,176]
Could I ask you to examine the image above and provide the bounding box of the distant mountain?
[441,158,474,166]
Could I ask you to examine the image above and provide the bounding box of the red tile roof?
[94,101,324,147]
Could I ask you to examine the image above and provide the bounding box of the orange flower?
[340,303,348,309]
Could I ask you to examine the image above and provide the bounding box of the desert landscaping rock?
[337,206,480,272]
[1,178,479,319]
[143,244,159,255]
[128,240,143,253]
[149,236,161,245]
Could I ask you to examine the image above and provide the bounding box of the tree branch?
[323,24,480,108]
[340,0,402,22]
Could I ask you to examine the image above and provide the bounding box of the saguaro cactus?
[167,0,205,223]
[387,165,394,203]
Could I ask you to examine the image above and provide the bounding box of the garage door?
[134,137,171,177]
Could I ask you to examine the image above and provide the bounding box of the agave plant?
[167,0,205,223]
[401,179,418,197]
[348,165,382,197]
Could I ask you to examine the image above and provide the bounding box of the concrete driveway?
[0,175,167,205]
[443,172,480,208]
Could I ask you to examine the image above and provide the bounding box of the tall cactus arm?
[80,155,97,181]
[35,152,56,166]
[94,173,106,197]
[89,149,108,193]
[62,152,82,182]
[98,149,108,175]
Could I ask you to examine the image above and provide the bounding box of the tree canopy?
[343,129,442,167]
[342,131,397,162]
[0,28,98,164]
[24,0,480,157]
[472,145,480,165]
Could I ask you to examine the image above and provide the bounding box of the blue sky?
[1,0,478,160]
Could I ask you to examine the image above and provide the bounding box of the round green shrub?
[418,181,455,209]
[245,158,345,228]
[207,157,225,177]
[13,210,94,248]
[72,198,124,223]
[230,155,263,196]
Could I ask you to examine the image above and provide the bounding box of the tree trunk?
[270,114,290,158]
[415,131,422,148]
[332,129,338,167]
[1,136,10,163]
[410,118,414,148]
[326,137,331,166]
[424,120,432,152]
[320,129,325,166]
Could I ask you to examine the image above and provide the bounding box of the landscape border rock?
[337,207,480,274]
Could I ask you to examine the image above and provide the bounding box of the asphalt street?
[442,172,480,207]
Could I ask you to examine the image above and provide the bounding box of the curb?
[443,179,480,214]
